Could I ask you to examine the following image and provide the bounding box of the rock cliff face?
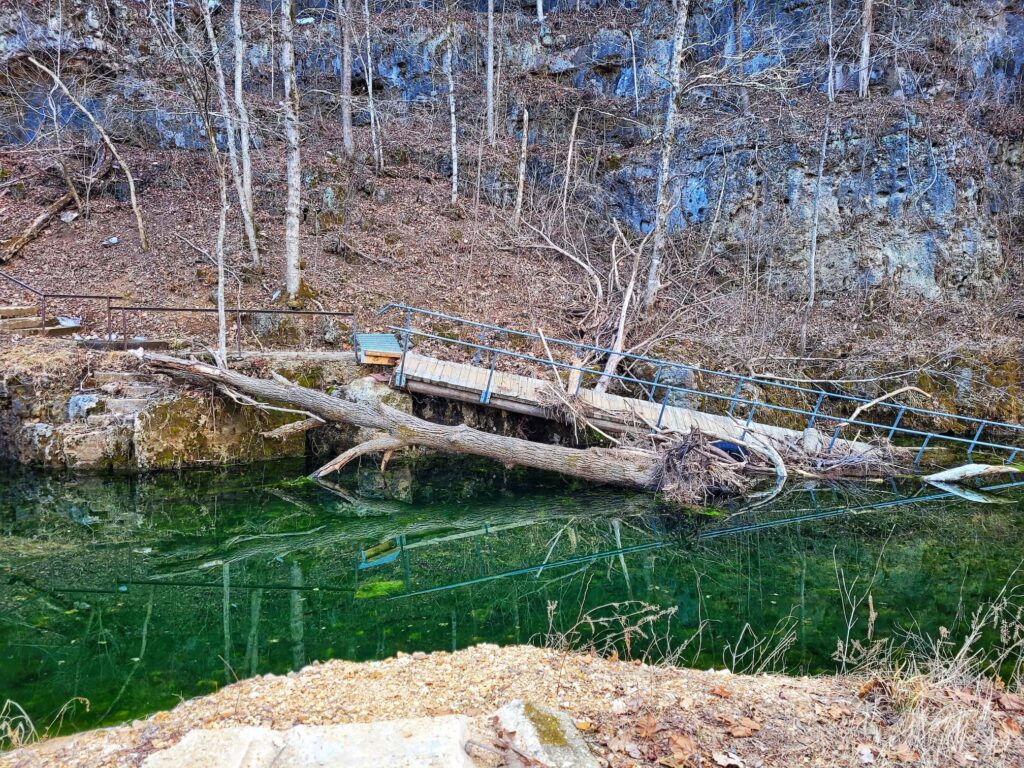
[0,342,307,470]
[0,341,424,471]
[2,1,1022,302]
[0,365,309,470]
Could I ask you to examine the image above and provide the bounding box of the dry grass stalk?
[840,575,1024,767]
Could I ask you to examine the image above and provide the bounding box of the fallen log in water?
[139,353,899,502]
[141,352,667,490]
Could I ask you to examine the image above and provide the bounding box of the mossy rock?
[134,393,305,469]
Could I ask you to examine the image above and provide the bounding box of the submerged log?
[141,353,665,490]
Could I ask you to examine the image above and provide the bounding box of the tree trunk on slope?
[233,0,259,264]
[486,0,495,145]
[512,108,528,228]
[202,0,260,268]
[642,0,690,309]
[444,22,459,205]
[336,0,354,157]
[363,0,384,173]
[858,0,873,99]
[140,353,664,490]
[799,111,830,356]
[280,0,303,301]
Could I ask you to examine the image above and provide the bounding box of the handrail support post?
[807,393,825,429]
[967,423,984,457]
[396,310,411,387]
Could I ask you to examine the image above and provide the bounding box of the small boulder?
[495,700,601,768]
[67,393,100,421]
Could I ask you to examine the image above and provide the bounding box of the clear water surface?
[1,457,1023,737]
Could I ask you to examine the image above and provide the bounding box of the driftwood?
[1,149,113,263]
[140,353,666,490]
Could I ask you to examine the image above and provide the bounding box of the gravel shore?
[3,644,1020,768]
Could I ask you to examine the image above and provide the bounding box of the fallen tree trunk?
[1,190,75,263]
[1,149,113,263]
[1,148,113,264]
[141,353,665,490]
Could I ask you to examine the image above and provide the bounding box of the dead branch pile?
[654,429,765,505]
[535,381,632,444]
[788,438,903,478]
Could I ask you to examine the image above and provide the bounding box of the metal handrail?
[1,270,355,355]
[378,305,1024,464]
[378,303,1024,436]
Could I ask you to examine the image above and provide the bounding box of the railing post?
[105,298,112,341]
[826,424,842,453]
[122,308,128,351]
[396,310,411,387]
[235,309,242,356]
[473,331,485,367]
[740,404,758,441]
[886,406,906,441]
[1006,449,1019,465]
[807,393,825,429]
[967,424,984,457]
[481,350,499,404]
[914,434,932,465]
[655,396,669,430]
[727,380,744,417]
[649,365,663,402]
[40,295,47,327]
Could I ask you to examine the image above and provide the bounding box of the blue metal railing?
[376,304,1024,464]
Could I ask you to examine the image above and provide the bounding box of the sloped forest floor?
[1,3,1023,397]
[1,133,1022,391]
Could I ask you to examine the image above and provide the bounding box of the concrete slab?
[141,726,284,768]
[140,716,478,768]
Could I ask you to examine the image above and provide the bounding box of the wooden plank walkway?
[397,352,869,454]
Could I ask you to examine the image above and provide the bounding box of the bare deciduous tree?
[233,0,258,265]
[280,0,302,301]
[336,0,354,157]
[513,108,528,228]
[27,56,149,252]
[800,111,830,356]
[363,0,384,172]
[485,0,495,145]
[444,12,459,205]
[643,0,691,309]
[858,0,873,98]
[201,0,259,267]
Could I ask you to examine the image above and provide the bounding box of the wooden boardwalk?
[397,352,868,454]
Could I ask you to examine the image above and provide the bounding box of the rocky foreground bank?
[3,645,1021,768]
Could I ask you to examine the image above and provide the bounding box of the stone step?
[104,398,151,416]
[122,384,164,398]
[77,338,172,351]
[0,305,38,319]
[0,315,45,330]
[22,323,80,337]
[141,718,477,768]
[98,382,164,398]
[92,371,142,383]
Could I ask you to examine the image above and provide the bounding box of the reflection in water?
[1,459,1022,737]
